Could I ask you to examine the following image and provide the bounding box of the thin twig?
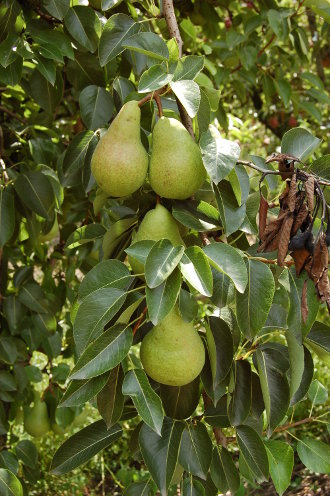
[162,0,194,137]
[0,105,27,124]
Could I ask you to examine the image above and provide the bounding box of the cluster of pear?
[91,100,206,200]
[91,102,206,388]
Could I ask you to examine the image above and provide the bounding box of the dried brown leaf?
[291,203,309,236]
[305,233,330,314]
[287,174,297,213]
[305,176,315,212]
[293,248,312,276]
[301,279,308,324]
[277,213,294,265]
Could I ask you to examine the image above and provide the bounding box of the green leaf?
[0,190,14,248]
[97,365,124,428]
[65,224,106,249]
[50,421,122,475]
[204,396,230,428]
[145,239,184,289]
[18,283,47,314]
[62,131,98,187]
[213,181,246,236]
[146,268,181,325]
[170,80,201,118]
[0,371,16,392]
[122,369,164,435]
[43,0,70,20]
[172,200,221,232]
[200,130,240,184]
[275,79,291,107]
[138,63,172,93]
[178,289,198,323]
[79,85,114,130]
[255,348,290,434]
[305,321,330,367]
[236,260,275,340]
[281,128,321,161]
[73,288,127,354]
[308,379,328,405]
[179,422,213,480]
[99,14,139,66]
[0,33,19,68]
[265,440,294,496]
[290,346,314,405]
[0,338,17,364]
[206,317,233,385]
[286,331,304,401]
[228,360,252,426]
[267,10,289,40]
[79,259,131,300]
[0,468,23,496]
[203,243,247,293]
[236,425,269,482]
[228,164,250,207]
[70,324,132,380]
[15,440,38,469]
[59,374,109,407]
[0,58,22,86]
[160,376,201,420]
[182,477,205,495]
[297,438,330,474]
[64,6,100,53]
[123,32,169,60]
[15,171,55,220]
[210,446,240,494]
[173,55,204,81]
[139,418,185,495]
[30,69,63,113]
[305,0,330,23]
[179,246,213,297]
[124,481,154,495]
[0,452,19,475]
[34,56,56,86]
[126,240,155,268]
[308,155,330,181]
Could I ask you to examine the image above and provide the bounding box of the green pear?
[149,117,206,199]
[24,394,50,438]
[91,101,148,197]
[128,203,184,274]
[140,306,205,386]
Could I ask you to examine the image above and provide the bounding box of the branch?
[162,0,194,137]
[274,416,315,433]
[138,91,163,117]
[0,105,27,124]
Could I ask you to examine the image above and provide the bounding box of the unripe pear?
[140,306,205,386]
[91,101,148,197]
[149,117,206,199]
[24,395,50,438]
[128,203,184,274]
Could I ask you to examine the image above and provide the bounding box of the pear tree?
[0,1,329,495]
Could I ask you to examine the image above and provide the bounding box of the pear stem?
[138,91,163,117]
[132,306,148,336]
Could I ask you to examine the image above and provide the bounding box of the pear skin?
[91,101,148,197]
[149,117,206,199]
[128,204,184,274]
[140,306,205,386]
[24,398,50,438]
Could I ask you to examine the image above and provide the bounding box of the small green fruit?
[91,101,148,197]
[149,117,206,199]
[128,203,184,274]
[140,306,205,386]
[24,395,50,438]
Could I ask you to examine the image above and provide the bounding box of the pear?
[91,101,148,197]
[24,394,50,438]
[149,117,206,199]
[128,203,184,274]
[140,306,205,386]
